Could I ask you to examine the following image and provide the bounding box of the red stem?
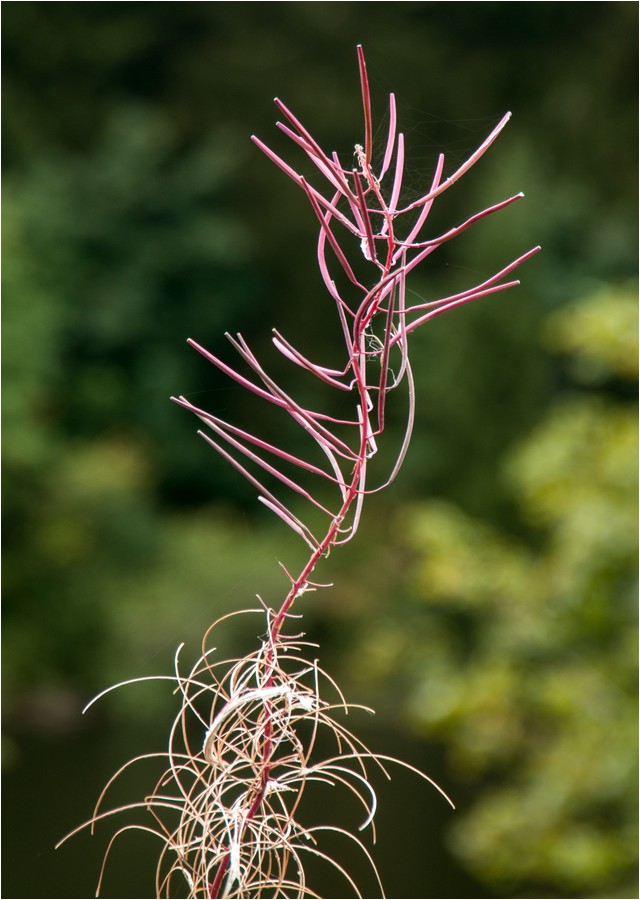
[207,248,381,898]
[208,852,230,898]
[203,45,535,896]
[357,44,373,165]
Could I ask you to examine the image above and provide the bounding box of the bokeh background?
[3,3,637,898]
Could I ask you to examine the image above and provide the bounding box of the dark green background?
[3,3,637,898]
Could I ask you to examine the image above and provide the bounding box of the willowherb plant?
[61,46,539,898]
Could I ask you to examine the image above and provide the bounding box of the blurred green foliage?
[351,284,637,897]
[3,3,637,898]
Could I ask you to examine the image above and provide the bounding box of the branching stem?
[68,45,537,900]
